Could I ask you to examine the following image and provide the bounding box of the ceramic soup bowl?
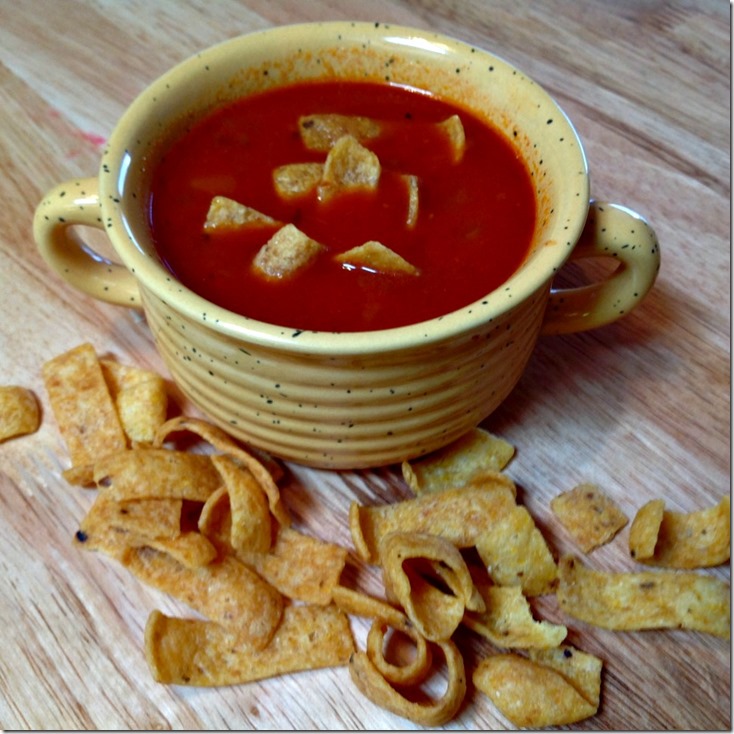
[34,22,660,469]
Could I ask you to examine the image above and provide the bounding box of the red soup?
[148,80,536,332]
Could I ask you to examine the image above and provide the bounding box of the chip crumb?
[272,162,324,199]
[299,113,382,152]
[318,135,381,201]
[335,240,419,276]
[252,223,326,280]
[203,195,279,231]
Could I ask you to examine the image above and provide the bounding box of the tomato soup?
[148,81,536,332]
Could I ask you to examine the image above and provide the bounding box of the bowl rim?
[101,20,590,355]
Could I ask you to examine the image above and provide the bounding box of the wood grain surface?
[0,0,730,729]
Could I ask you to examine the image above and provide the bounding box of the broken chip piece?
[556,555,730,638]
[402,428,515,495]
[0,385,40,442]
[473,651,598,727]
[252,223,326,280]
[203,195,279,231]
[437,114,466,163]
[629,496,730,569]
[335,240,418,276]
[299,113,382,152]
[551,483,628,553]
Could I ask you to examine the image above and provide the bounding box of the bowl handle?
[541,200,661,335]
[33,178,141,307]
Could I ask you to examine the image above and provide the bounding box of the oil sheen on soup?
[148,80,536,332]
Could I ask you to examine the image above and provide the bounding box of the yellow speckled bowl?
[34,22,660,469]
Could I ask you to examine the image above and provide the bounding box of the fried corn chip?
[331,585,407,629]
[551,483,628,553]
[475,503,558,596]
[197,485,231,553]
[273,162,324,198]
[203,195,279,231]
[464,581,567,649]
[437,114,466,163]
[379,531,483,642]
[318,135,381,200]
[42,343,127,485]
[556,555,730,638]
[0,385,40,442]
[252,223,325,281]
[630,496,730,568]
[402,429,515,495]
[241,527,348,605]
[123,547,283,649]
[146,532,217,569]
[94,448,221,502]
[527,645,603,710]
[78,494,182,544]
[99,358,168,445]
[350,482,517,564]
[211,454,271,554]
[154,416,289,527]
[366,617,433,686]
[335,240,419,276]
[145,603,354,686]
[473,652,597,727]
[349,636,466,727]
[299,113,382,152]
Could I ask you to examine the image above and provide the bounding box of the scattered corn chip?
[402,429,515,495]
[350,481,517,564]
[0,385,40,442]
[551,483,628,553]
[123,547,283,649]
[335,240,418,276]
[556,555,730,638]
[365,617,433,686]
[94,448,221,502]
[299,113,382,152]
[475,503,558,596]
[252,223,325,280]
[379,531,483,642]
[349,635,466,727]
[42,343,128,485]
[203,195,279,231]
[331,585,406,630]
[100,358,168,445]
[473,652,597,727]
[465,580,567,649]
[145,603,354,686]
[629,496,730,568]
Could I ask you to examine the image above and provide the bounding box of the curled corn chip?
[551,483,628,553]
[473,652,597,727]
[350,481,517,564]
[42,343,127,484]
[629,496,730,568]
[349,634,466,727]
[0,385,40,442]
[331,585,407,630]
[211,454,271,554]
[379,531,483,641]
[154,416,289,527]
[527,645,603,710]
[145,604,354,686]
[402,428,515,495]
[123,547,283,649]
[556,555,730,638]
[365,617,433,686]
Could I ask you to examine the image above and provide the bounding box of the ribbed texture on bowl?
[143,286,547,468]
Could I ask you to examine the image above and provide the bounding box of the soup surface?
[148,81,536,332]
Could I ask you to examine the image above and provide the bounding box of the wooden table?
[1,1,729,729]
